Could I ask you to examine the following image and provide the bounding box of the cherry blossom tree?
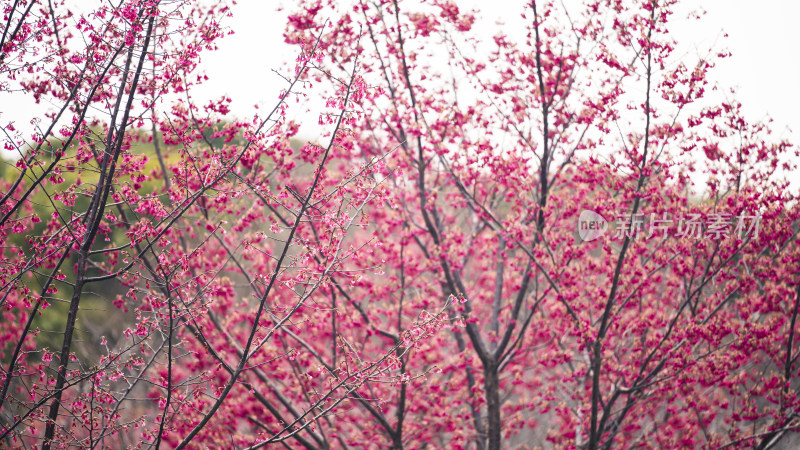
[1,0,799,448]
[282,0,800,448]
[1,0,451,448]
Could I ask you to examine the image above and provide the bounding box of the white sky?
[194,0,799,139]
[2,0,798,173]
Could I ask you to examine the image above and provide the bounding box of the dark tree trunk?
[484,361,501,450]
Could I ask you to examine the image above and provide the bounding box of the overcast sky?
[3,0,798,164]
[194,0,799,141]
